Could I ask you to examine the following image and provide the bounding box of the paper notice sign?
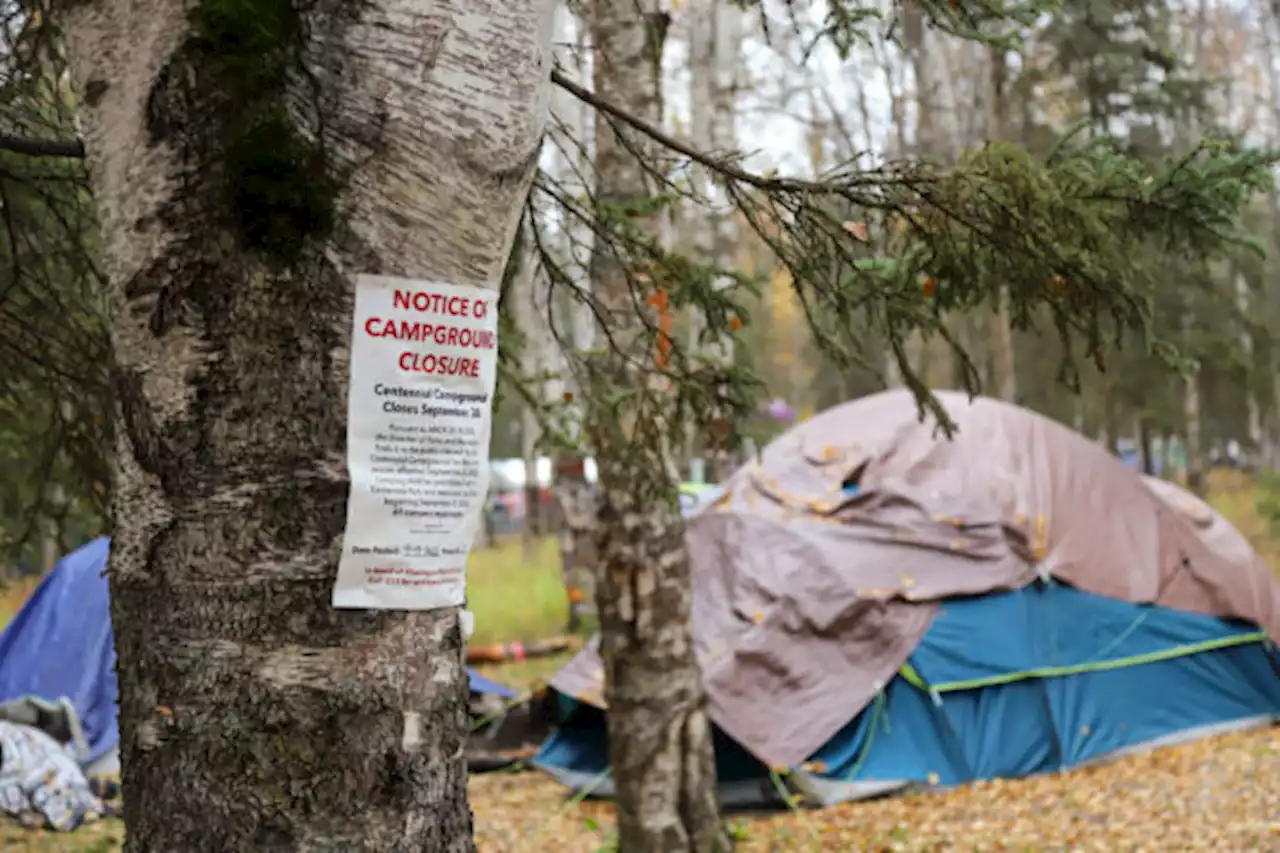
[333,275,498,610]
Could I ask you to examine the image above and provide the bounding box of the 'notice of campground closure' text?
[332,275,498,611]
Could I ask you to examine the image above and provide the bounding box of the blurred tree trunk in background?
[686,0,743,477]
[1181,0,1210,495]
[985,44,1017,403]
[510,219,562,559]
[1263,6,1280,470]
[901,1,939,386]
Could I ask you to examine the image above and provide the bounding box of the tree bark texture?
[587,0,727,849]
[686,0,740,368]
[543,6,600,627]
[985,45,1017,403]
[1185,367,1207,495]
[511,222,562,557]
[1182,0,1209,496]
[549,4,599,357]
[683,0,742,471]
[1264,8,1280,470]
[902,0,951,389]
[62,1,556,849]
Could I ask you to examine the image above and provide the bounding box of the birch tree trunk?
[587,0,725,848]
[512,222,563,558]
[683,0,713,456]
[547,2,602,630]
[985,44,1017,403]
[1182,0,1210,495]
[686,0,742,478]
[1201,18,1264,462]
[873,30,909,389]
[901,2,930,382]
[551,3,599,356]
[902,0,951,388]
[1262,6,1280,469]
[62,1,556,849]
[1232,266,1264,457]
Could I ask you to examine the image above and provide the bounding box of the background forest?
[7,1,1280,569]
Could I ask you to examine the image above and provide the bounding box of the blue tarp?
[535,582,1280,799]
[469,669,518,700]
[0,537,117,766]
[0,538,516,767]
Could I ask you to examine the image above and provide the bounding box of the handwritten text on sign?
[333,275,498,611]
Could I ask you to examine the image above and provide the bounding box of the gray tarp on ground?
[549,390,1280,768]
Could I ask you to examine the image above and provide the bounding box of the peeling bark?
[586,0,726,849]
[62,1,557,849]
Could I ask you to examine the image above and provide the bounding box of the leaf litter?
[0,719,1272,850]
[470,725,1280,852]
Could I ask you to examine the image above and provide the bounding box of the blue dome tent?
[535,391,1280,806]
[538,583,1280,806]
[0,537,117,773]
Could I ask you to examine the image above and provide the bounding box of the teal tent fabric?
[534,582,1280,804]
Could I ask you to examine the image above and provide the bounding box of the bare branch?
[0,132,85,158]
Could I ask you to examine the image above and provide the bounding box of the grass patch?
[466,535,583,694]
[0,577,39,626]
[0,819,120,851]
[478,655,575,695]
[1205,469,1280,576]
[466,536,572,646]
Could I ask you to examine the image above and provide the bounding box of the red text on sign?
[398,352,481,378]
[392,290,473,317]
[364,317,496,350]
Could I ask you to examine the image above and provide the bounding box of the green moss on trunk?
[187,0,339,266]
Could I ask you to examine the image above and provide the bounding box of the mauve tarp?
[549,390,1280,767]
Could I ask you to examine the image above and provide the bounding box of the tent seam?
[900,631,1269,693]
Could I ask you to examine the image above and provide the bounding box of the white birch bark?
[684,0,742,476]
[511,220,564,555]
[550,3,599,356]
[545,2,603,627]
[61,0,557,848]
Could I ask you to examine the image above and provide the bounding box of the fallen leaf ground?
[4,470,1279,850]
[9,728,1280,853]
[471,726,1280,852]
